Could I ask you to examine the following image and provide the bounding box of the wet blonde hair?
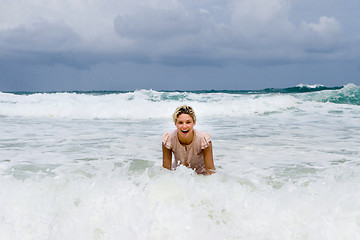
[172,105,196,123]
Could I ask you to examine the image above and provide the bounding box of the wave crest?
[1,84,358,119]
[302,83,360,106]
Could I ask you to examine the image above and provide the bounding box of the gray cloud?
[0,21,80,52]
[110,0,353,67]
[114,7,213,39]
[0,0,359,91]
[0,0,356,68]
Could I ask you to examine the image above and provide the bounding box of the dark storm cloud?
[0,0,353,68]
[0,21,80,54]
[0,0,359,91]
[1,1,357,66]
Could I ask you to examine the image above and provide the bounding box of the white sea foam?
[1,86,360,239]
[1,161,360,240]
[296,83,324,88]
[0,90,303,119]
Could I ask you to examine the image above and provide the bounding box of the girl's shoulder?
[194,129,212,149]
[162,129,177,139]
[161,130,177,149]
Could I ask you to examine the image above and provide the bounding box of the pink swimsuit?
[162,129,212,174]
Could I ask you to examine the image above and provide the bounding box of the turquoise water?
[0,83,360,239]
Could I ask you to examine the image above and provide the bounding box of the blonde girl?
[162,105,215,175]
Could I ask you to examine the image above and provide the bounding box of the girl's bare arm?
[162,144,172,170]
[203,142,215,175]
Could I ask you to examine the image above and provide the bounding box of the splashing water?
[0,84,360,239]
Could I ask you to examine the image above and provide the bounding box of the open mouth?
[181,129,189,133]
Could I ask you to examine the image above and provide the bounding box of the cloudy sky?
[0,0,359,91]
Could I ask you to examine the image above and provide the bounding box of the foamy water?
[1,84,360,239]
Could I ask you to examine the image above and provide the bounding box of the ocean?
[0,83,359,240]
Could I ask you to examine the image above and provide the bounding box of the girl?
[162,105,215,175]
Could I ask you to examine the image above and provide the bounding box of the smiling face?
[175,113,195,143]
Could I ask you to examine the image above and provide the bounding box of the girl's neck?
[178,130,195,146]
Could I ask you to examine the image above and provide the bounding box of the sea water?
[0,84,360,240]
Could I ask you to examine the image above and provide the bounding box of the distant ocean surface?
[1,83,360,239]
